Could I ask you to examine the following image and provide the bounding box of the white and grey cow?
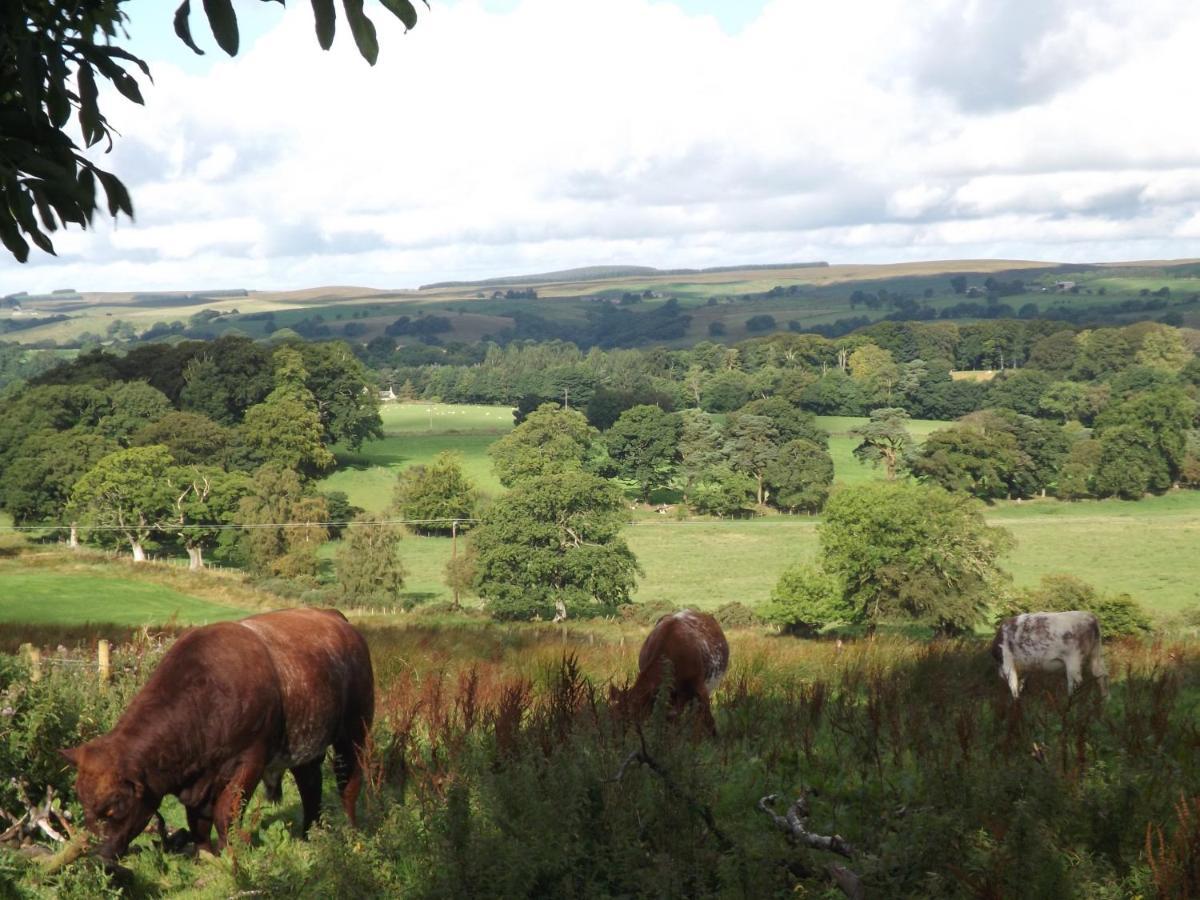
[991,611,1109,699]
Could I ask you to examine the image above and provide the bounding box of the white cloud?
[12,0,1200,292]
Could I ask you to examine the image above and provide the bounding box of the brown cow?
[60,608,374,862]
[621,609,730,735]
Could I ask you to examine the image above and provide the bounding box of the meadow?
[311,404,1200,620]
[4,620,1200,897]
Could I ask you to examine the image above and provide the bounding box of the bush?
[617,598,679,625]
[761,564,851,636]
[997,573,1152,637]
[712,601,760,629]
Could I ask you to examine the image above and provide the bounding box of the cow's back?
[1003,610,1100,668]
[238,608,374,767]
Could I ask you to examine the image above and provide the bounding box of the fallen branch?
[758,793,863,899]
[0,781,91,872]
[607,727,733,851]
[757,793,854,858]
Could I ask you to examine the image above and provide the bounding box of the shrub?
[617,598,679,625]
[761,563,851,636]
[712,601,760,629]
[997,573,1152,637]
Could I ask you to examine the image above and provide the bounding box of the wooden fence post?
[97,640,111,684]
[20,644,41,682]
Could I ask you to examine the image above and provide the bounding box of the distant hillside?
[420,261,829,290]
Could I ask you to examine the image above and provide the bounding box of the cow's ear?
[59,747,81,768]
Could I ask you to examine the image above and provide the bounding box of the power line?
[0,517,481,533]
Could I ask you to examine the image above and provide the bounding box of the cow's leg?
[290,759,324,835]
[1065,658,1083,694]
[186,804,214,855]
[333,735,367,827]
[694,685,717,737]
[213,755,266,851]
[1006,664,1021,699]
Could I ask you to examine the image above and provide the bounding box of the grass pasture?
[320,403,513,511]
[0,571,244,627]
[4,620,1200,897]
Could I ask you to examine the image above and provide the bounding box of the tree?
[335,516,407,609]
[239,347,335,478]
[98,381,172,445]
[235,464,329,578]
[164,466,251,569]
[1056,436,1101,500]
[131,411,233,466]
[761,564,851,637]
[392,451,478,535]
[1134,324,1192,373]
[296,341,384,449]
[676,409,726,503]
[819,481,1013,635]
[1094,386,1195,489]
[735,397,828,448]
[2,0,424,261]
[850,407,913,481]
[689,464,757,517]
[488,403,596,487]
[0,430,117,541]
[471,470,641,621]
[179,336,274,425]
[70,445,176,561]
[605,405,680,500]
[764,439,834,513]
[848,343,900,404]
[909,426,1015,500]
[724,414,780,506]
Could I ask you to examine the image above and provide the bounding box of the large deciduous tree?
[724,413,781,506]
[0,430,117,540]
[488,403,596,487]
[819,481,1013,635]
[471,470,641,621]
[235,464,329,578]
[165,466,251,569]
[764,438,834,513]
[605,404,680,501]
[2,0,424,261]
[392,451,479,535]
[239,347,335,478]
[69,444,176,561]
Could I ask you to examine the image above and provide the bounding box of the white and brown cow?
[991,610,1109,699]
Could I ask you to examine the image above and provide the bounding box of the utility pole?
[450,519,459,610]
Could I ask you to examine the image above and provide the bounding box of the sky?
[7,0,1200,293]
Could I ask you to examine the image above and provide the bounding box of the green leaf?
[76,66,103,147]
[202,0,241,56]
[174,0,207,54]
[342,0,379,65]
[0,206,31,263]
[311,0,337,49]
[379,0,418,30]
[96,170,134,219]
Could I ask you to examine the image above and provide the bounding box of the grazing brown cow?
[622,609,730,734]
[61,608,374,862]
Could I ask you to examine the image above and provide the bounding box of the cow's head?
[60,740,157,862]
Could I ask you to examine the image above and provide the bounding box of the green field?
[318,403,513,511]
[310,405,1200,618]
[0,571,247,626]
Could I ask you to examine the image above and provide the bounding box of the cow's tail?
[1089,617,1110,699]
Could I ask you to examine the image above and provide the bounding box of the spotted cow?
[991,610,1108,699]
